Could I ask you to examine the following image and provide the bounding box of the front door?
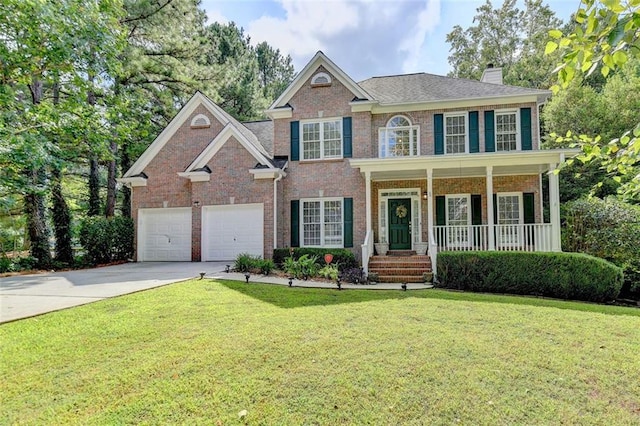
[388,198,411,250]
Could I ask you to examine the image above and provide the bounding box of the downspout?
[273,172,284,249]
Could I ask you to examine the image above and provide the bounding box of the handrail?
[428,227,438,278]
[361,229,374,274]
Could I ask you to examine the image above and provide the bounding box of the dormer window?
[378,115,419,158]
[311,72,332,87]
[190,113,211,128]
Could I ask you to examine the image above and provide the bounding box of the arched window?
[311,72,332,86]
[379,115,419,158]
[190,113,211,128]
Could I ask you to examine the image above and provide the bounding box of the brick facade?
[128,58,552,263]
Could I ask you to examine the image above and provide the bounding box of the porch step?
[386,250,417,257]
[368,254,431,284]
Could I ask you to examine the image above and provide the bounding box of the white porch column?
[365,171,372,233]
[486,166,495,250]
[549,164,561,251]
[426,168,434,243]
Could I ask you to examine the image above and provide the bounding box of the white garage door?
[138,208,192,261]
[202,204,264,261]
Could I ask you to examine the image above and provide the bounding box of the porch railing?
[434,224,553,252]
[361,229,374,274]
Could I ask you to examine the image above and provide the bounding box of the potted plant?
[374,237,389,256]
[414,241,428,255]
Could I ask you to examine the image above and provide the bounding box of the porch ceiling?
[350,149,579,181]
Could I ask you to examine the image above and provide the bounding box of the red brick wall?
[132,106,275,261]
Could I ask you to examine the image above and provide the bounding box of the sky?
[200,0,582,82]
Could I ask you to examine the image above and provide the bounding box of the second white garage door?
[202,203,264,261]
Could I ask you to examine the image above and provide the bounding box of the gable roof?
[267,51,372,111]
[358,73,550,105]
[184,123,273,173]
[122,91,272,178]
[242,120,274,156]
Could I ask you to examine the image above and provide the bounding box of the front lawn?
[1,280,639,424]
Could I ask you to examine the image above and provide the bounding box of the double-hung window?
[444,113,467,154]
[378,115,419,158]
[301,119,342,160]
[446,194,471,247]
[497,192,523,246]
[495,110,519,151]
[302,199,343,247]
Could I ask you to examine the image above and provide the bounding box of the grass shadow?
[216,279,640,316]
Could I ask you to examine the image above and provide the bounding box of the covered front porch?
[350,150,575,274]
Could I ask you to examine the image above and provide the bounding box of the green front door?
[388,198,411,250]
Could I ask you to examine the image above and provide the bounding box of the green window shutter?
[435,196,446,226]
[434,114,444,155]
[493,194,498,224]
[290,121,299,161]
[523,192,535,223]
[484,110,495,152]
[343,197,353,248]
[520,108,532,150]
[469,111,479,153]
[343,117,352,158]
[291,200,299,247]
[471,194,482,225]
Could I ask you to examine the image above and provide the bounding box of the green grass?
[1,281,639,425]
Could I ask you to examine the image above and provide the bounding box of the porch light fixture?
[245,272,250,283]
[193,200,200,207]
[422,191,428,200]
[225,264,230,273]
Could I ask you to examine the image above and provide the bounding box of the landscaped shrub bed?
[437,251,623,303]
[79,216,134,265]
[272,248,356,270]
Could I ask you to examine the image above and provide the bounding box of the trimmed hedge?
[437,251,623,303]
[273,248,357,271]
[79,216,134,265]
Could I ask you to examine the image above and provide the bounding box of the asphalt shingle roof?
[358,73,549,104]
[242,120,274,156]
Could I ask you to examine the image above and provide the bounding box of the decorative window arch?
[190,113,211,128]
[378,115,419,158]
[311,72,332,86]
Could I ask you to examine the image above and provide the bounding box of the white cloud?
[245,0,443,81]
[206,9,230,25]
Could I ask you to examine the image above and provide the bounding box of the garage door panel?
[139,208,192,261]
[202,204,264,261]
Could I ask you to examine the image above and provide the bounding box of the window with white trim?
[446,194,471,247]
[497,193,522,225]
[497,192,523,246]
[378,115,419,158]
[301,119,342,160]
[444,113,468,154]
[302,199,343,247]
[311,72,332,86]
[495,110,519,151]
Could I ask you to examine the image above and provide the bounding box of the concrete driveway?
[0,262,229,323]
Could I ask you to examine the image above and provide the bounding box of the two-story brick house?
[120,51,574,279]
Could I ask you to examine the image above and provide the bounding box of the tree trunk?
[25,170,51,268]
[88,157,101,216]
[49,79,74,263]
[24,76,52,268]
[120,143,132,218]
[51,167,74,264]
[105,139,117,217]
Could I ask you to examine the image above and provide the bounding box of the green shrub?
[12,256,38,271]
[79,216,134,265]
[0,256,13,273]
[234,253,261,272]
[437,251,623,303]
[318,264,339,281]
[258,259,275,275]
[563,197,640,300]
[283,254,319,279]
[273,248,356,270]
